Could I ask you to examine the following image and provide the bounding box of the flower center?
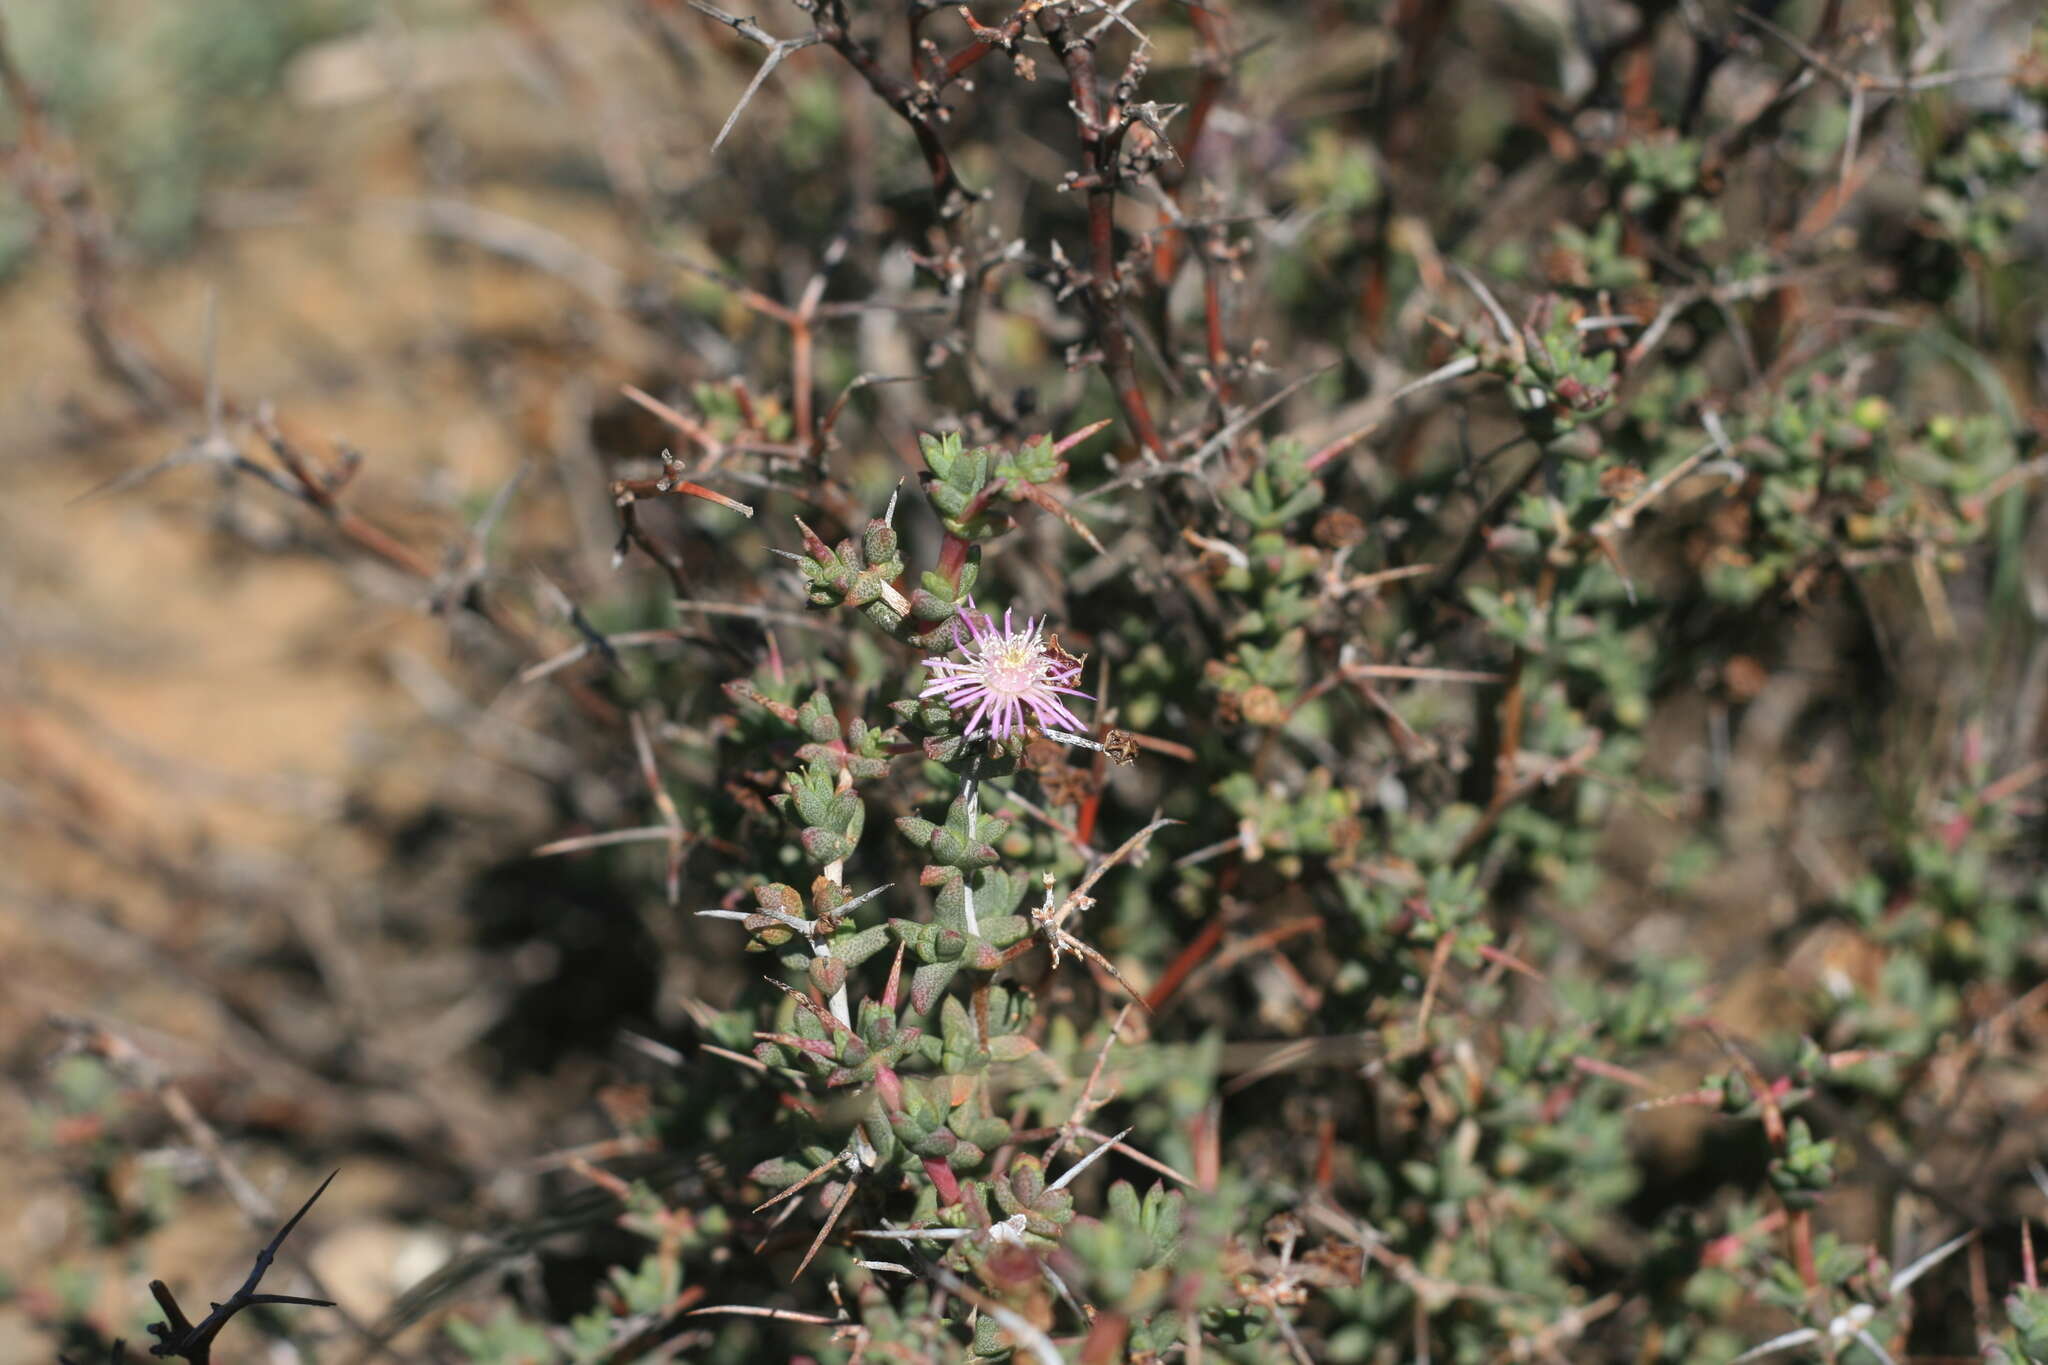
[980,637,1041,696]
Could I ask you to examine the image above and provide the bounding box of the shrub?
[11,2,2048,1362]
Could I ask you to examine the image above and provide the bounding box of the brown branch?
[1035,5,1165,457]
[145,1173,339,1364]
[814,3,974,220]
[252,407,442,579]
[936,2,1041,87]
[0,11,188,410]
[245,407,623,724]
[1151,3,1232,285]
[1451,734,1603,864]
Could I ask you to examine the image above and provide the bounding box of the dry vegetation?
[3,1,2048,1362]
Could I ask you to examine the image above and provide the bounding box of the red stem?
[1035,7,1166,458]
[1202,250,1232,403]
[1144,913,1229,1012]
[817,11,970,220]
[1789,1208,1819,1294]
[922,1155,962,1205]
[791,321,814,450]
[935,532,972,593]
[1152,6,1229,284]
[1079,1313,1130,1365]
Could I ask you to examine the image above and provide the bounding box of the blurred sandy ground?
[0,4,706,1352]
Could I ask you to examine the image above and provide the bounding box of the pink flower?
[920,601,1091,740]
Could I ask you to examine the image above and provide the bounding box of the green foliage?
[25,3,2048,1363]
[448,1306,556,1364]
[0,0,367,259]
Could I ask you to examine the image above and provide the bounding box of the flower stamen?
[920,600,1092,741]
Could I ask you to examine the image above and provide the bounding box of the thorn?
[790,1173,859,1281]
[1049,1126,1132,1191]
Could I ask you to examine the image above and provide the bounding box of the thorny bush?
[12,0,2048,1362]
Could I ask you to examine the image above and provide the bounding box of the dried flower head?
[921,601,1091,740]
